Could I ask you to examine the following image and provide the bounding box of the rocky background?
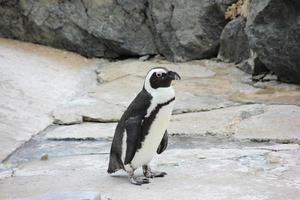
[1,0,300,199]
[0,0,299,83]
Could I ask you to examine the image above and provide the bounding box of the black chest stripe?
[136,97,175,150]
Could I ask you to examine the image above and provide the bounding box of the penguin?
[107,67,181,185]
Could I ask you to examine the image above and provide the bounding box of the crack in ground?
[1,124,55,164]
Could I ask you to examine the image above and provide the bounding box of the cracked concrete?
[1,38,300,200]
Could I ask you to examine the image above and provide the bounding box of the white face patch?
[144,68,175,118]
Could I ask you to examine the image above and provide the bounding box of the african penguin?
[107,67,181,185]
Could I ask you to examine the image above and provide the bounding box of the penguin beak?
[167,71,181,80]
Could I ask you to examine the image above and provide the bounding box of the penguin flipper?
[157,130,168,154]
[124,116,142,165]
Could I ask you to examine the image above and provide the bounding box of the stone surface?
[173,94,240,114]
[46,123,116,140]
[1,38,300,163]
[52,99,124,124]
[0,38,97,161]
[245,0,300,84]
[235,105,300,141]
[1,143,299,200]
[52,57,300,125]
[1,38,300,200]
[96,59,216,83]
[218,17,250,64]
[170,104,300,142]
[0,0,235,61]
[170,104,265,136]
[238,53,269,76]
[147,0,236,61]
[37,191,101,200]
[0,0,156,59]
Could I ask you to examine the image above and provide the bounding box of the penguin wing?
[122,90,153,165]
[157,130,168,154]
[124,116,143,165]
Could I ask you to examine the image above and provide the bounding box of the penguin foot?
[145,171,167,178]
[143,165,167,178]
[130,177,150,185]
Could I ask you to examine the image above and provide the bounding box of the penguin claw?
[130,177,150,185]
[155,171,167,178]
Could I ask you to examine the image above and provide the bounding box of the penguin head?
[144,67,181,91]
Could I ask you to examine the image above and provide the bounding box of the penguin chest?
[131,101,174,169]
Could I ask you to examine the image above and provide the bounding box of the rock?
[245,0,300,84]
[0,38,97,162]
[260,73,278,82]
[245,144,300,151]
[40,154,49,161]
[96,59,216,83]
[171,104,300,142]
[169,104,265,136]
[52,99,124,124]
[45,123,116,140]
[224,0,251,20]
[0,0,235,61]
[0,0,157,59]
[266,152,281,164]
[2,147,299,200]
[235,105,300,142]
[173,93,240,114]
[218,17,250,64]
[147,0,236,61]
[37,192,100,200]
[139,55,151,61]
[238,53,269,76]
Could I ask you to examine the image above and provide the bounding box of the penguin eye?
[156,72,162,78]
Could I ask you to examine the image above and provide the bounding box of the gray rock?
[170,104,300,142]
[235,105,300,142]
[218,17,250,64]
[37,192,100,200]
[52,99,124,124]
[3,146,300,200]
[173,93,240,114]
[0,0,157,59]
[139,55,151,61]
[45,123,116,140]
[169,104,266,136]
[147,0,236,61]
[0,0,235,61]
[245,0,300,84]
[238,53,269,76]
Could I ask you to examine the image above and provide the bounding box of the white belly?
[131,101,174,169]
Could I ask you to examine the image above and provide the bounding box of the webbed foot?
[143,165,167,178]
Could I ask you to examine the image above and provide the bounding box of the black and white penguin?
[107,67,180,185]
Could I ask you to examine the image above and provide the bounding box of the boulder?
[238,53,269,76]
[218,17,251,64]
[147,0,236,61]
[245,0,300,84]
[0,0,157,58]
[0,0,235,61]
